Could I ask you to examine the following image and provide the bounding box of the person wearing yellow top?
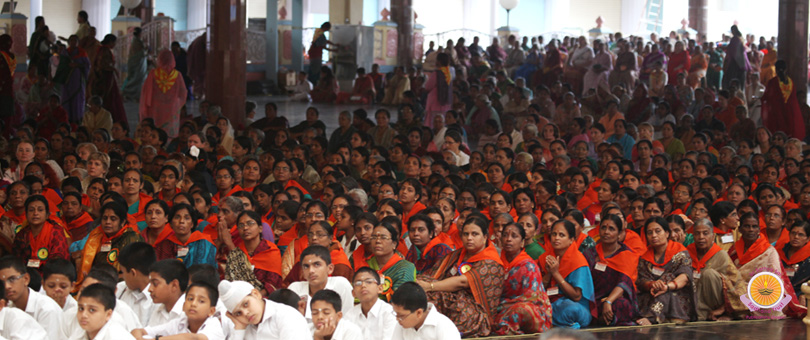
[82,95,113,135]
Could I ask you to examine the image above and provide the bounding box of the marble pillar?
[206,0,247,129]
[291,0,303,72]
[688,0,707,42]
[266,0,278,79]
[29,0,41,41]
[778,0,808,91]
[391,0,412,67]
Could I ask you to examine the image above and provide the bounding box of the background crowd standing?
[0,11,808,340]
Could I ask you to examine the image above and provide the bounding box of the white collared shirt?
[71,321,135,340]
[229,299,311,340]
[344,299,397,340]
[0,307,47,340]
[329,319,363,340]
[115,281,155,325]
[143,314,225,340]
[62,295,77,312]
[146,294,185,327]
[60,299,143,338]
[9,288,62,339]
[391,304,460,340]
[288,277,354,328]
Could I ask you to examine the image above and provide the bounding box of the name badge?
[720,234,734,244]
[546,287,559,296]
[177,247,189,257]
[450,266,458,276]
[100,243,112,252]
[652,266,665,276]
[787,269,796,277]
[693,270,701,279]
[27,259,40,268]
[595,262,607,272]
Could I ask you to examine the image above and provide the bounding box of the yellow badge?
[107,249,119,264]
[36,247,48,260]
[381,276,392,293]
[460,264,472,274]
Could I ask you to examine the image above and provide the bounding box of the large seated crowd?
[0,10,808,340]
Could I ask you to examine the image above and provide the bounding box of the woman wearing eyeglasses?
[415,216,505,337]
[282,218,353,287]
[154,203,216,268]
[220,210,283,296]
[368,216,416,302]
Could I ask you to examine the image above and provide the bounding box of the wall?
[156,0,188,30]
[568,0,621,35]
[43,0,82,37]
[497,0,545,37]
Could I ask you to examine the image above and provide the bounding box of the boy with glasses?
[0,256,62,338]
[344,267,397,340]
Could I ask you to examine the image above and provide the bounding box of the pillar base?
[497,26,519,47]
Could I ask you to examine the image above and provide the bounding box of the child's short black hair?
[353,267,381,284]
[188,264,219,288]
[80,283,116,310]
[310,289,342,311]
[391,282,428,312]
[119,242,156,275]
[0,256,25,275]
[43,258,76,282]
[85,268,117,291]
[268,288,300,310]
[300,245,331,265]
[187,281,217,305]
[149,259,189,291]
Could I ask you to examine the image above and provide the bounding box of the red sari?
[761,76,806,140]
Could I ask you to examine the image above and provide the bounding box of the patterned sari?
[419,244,505,338]
[779,241,810,297]
[368,254,416,302]
[636,240,696,323]
[494,251,552,335]
[154,231,217,267]
[584,243,640,325]
[406,237,453,274]
[688,243,749,320]
[539,246,595,328]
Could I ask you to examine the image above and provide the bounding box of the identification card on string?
[720,234,734,244]
[546,287,559,296]
[177,247,189,257]
[652,266,665,276]
[693,270,701,279]
[787,269,796,277]
[595,262,607,272]
[100,243,112,252]
[27,259,40,268]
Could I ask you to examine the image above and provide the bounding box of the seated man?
[132,282,225,340]
[287,246,354,329]
[77,283,136,340]
[0,256,62,338]
[390,282,459,340]
[310,289,362,340]
[289,71,313,102]
[336,68,376,104]
[0,276,47,339]
[217,280,309,339]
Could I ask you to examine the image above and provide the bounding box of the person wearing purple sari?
[723,25,752,90]
[53,35,90,123]
[641,44,666,83]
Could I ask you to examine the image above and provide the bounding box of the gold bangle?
[430,282,435,292]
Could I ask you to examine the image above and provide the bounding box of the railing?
[422,28,496,46]
[174,28,206,48]
[142,18,174,55]
[246,29,266,63]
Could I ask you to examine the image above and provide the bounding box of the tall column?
[778,0,809,91]
[82,0,112,37]
[187,0,208,30]
[291,0,304,72]
[390,0,412,67]
[688,0,708,42]
[266,0,278,80]
[207,0,247,128]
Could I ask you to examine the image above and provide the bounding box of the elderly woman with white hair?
[686,218,749,320]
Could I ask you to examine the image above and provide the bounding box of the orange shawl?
[433,244,503,315]
[687,243,722,271]
[778,240,810,265]
[239,239,282,274]
[595,243,639,283]
[624,229,648,254]
[351,244,372,269]
[501,250,533,272]
[141,224,174,246]
[212,185,244,205]
[641,240,687,267]
[167,231,214,247]
[26,222,56,260]
[538,246,589,286]
[734,236,771,266]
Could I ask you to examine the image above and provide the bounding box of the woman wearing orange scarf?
[416,216,504,337]
[493,221,552,335]
[221,211,283,295]
[77,202,144,285]
[636,217,695,325]
[688,218,748,321]
[730,212,807,319]
[779,222,810,300]
[539,219,594,329]
[406,213,453,274]
[282,220,353,287]
[11,195,69,271]
[154,204,216,267]
[584,214,639,326]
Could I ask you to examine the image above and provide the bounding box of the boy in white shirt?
[0,257,62,339]
[218,280,310,340]
[390,282,460,340]
[0,278,47,340]
[287,245,354,328]
[40,259,77,312]
[76,283,136,340]
[61,268,143,338]
[147,259,188,327]
[117,242,157,325]
[132,282,225,340]
[310,290,362,340]
[344,267,397,340]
